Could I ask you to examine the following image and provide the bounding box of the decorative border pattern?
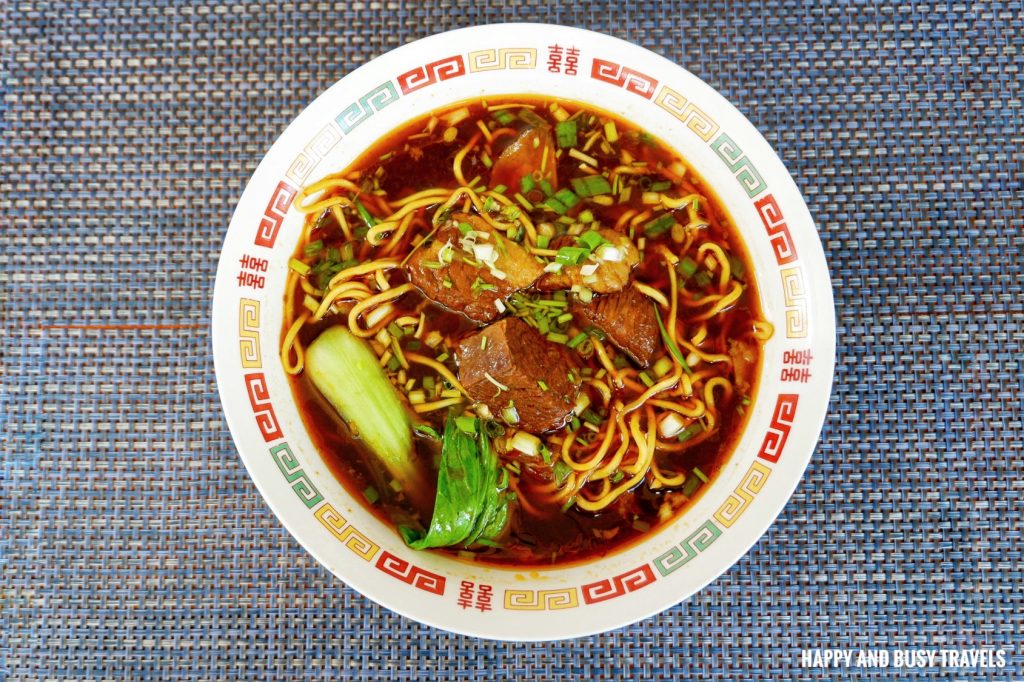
[254,181,296,248]
[653,520,723,576]
[780,266,809,338]
[397,55,466,94]
[269,442,323,508]
[504,588,580,610]
[755,194,798,265]
[710,133,768,198]
[238,298,261,368]
[654,86,720,141]
[468,48,537,71]
[590,58,659,99]
[758,394,799,463]
[244,373,283,442]
[314,504,380,561]
[713,461,773,528]
[336,81,399,134]
[582,564,657,604]
[230,40,824,613]
[375,551,447,595]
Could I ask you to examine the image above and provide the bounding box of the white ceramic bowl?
[212,24,835,640]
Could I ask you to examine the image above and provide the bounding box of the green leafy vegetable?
[306,326,427,497]
[401,416,510,550]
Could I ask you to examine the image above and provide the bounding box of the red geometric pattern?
[243,372,283,442]
[397,55,466,94]
[581,564,657,604]
[754,194,798,265]
[757,393,799,463]
[374,551,446,596]
[589,58,658,99]
[254,181,296,248]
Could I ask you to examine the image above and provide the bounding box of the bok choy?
[400,416,510,550]
[305,326,427,498]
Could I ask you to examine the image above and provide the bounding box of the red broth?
[283,97,766,567]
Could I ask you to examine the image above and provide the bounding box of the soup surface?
[281,96,770,566]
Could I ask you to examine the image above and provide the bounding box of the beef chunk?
[405,213,543,323]
[456,317,581,433]
[572,285,660,367]
[490,125,558,196]
[536,229,640,294]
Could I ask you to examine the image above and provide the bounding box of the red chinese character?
[457,580,474,610]
[547,45,564,73]
[476,584,493,612]
[564,47,580,75]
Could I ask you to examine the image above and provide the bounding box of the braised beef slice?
[572,286,660,367]
[456,317,581,433]
[404,213,542,323]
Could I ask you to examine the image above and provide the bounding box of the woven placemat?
[2,1,1021,679]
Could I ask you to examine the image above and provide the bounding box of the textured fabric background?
[2,1,1022,680]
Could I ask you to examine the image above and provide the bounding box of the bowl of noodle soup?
[212,24,834,640]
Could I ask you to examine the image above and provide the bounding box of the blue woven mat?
[2,1,1022,680]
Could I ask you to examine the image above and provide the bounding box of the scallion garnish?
[353,198,377,227]
[555,120,577,148]
[643,213,676,237]
[570,175,612,197]
[555,246,591,265]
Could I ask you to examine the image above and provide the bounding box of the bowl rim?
[212,22,836,640]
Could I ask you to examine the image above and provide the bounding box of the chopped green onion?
[457,221,474,235]
[571,175,612,197]
[363,486,380,504]
[569,416,582,431]
[638,372,654,388]
[492,109,515,125]
[553,188,580,209]
[694,270,713,288]
[678,423,702,442]
[576,230,606,251]
[514,192,534,210]
[537,234,550,249]
[386,356,401,372]
[553,460,571,486]
[303,240,324,256]
[728,254,746,279]
[471,277,498,294]
[388,479,403,493]
[677,256,699,280]
[556,312,574,324]
[555,246,591,265]
[387,322,404,339]
[492,184,507,195]
[555,120,577,148]
[578,209,594,224]
[537,380,549,391]
[654,303,693,375]
[567,332,588,349]
[650,180,672,192]
[643,214,676,237]
[353,199,377,227]
[547,332,569,344]
[693,467,709,483]
[682,474,702,496]
[580,408,602,426]
[289,258,311,275]
[520,175,536,194]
